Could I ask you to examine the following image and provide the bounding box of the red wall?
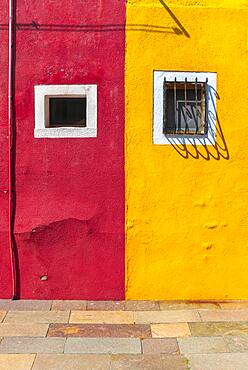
[0,0,125,299]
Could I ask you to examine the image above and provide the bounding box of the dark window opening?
[48,97,87,128]
[163,80,207,135]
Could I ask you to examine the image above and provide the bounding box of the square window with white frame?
[34,85,97,138]
[153,71,217,146]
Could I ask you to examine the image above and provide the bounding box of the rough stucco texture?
[125,0,248,300]
[0,0,126,299]
[129,0,248,8]
[1,0,248,301]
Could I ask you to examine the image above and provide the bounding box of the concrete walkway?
[0,300,248,369]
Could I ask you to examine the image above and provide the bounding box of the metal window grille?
[163,78,207,135]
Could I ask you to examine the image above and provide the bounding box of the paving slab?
[0,300,52,311]
[4,310,70,324]
[125,301,160,311]
[52,300,86,310]
[110,354,188,369]
[0,323,48,337]
[64,338,142,354]
[187,353,248,370]
[151,323,191,338]
[178,336,228,354]
[224,336,248,352]
[0,337,65,354]
[219,302,248,310]
[48,323,151,338]
[134,310,200,324]
[142,338,179,354]
[159,302,220,310]
[87,301,125,311]
[189,322,248,337]
[70,311,134,324]
[0,354,35,370]
[33,354,111,370]
[199,309,248,322]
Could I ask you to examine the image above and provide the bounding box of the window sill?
[34,127,97,138]
[153,133,216,146]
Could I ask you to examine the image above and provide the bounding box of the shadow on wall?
[167,87,229,161]
[158,0,190,38]
[0,2,190,37]
[0,23,186,36]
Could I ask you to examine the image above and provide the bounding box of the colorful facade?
[0,0,248,300]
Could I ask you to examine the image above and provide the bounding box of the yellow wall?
[125,0,248,300]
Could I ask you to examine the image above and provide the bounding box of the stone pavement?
[0,300,248,369]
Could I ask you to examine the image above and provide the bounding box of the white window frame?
[153,71,217,146]
[34,85,97,138]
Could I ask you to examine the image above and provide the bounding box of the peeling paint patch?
[204,223,218,229]
[202,242,213,250]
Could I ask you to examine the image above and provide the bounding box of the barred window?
[153,71,217,146]
[163,79,207,135]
